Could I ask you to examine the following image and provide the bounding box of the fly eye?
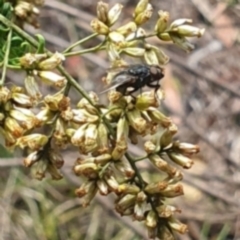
[150,66,158,75]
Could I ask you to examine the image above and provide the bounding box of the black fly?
[102,64,164,95]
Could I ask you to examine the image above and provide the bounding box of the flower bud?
[172,25,205,38]
[160,124,178,149]
[84,123,98,147]
[168,216,188,234]
[38,52,65,70]
[144,140,156,154]
[71,123,88,146]
[12,92,33,107]
[134,0,148,17]
[107,3,123,26]
[97,179,110,195]
[116,21,137,36]
[74,162,98,178]
[134,3,153,26]
[144,48,159,65]
[117,183,140,195]
[145,44,169,65]
[149,154,177,176]
[75,180,96,198]
[155,10,169,34]
[167,152,194,169]
[90,18,109,35]
[157,32,172,41]
[115,158,135,179]
[145,210,157,228]
[34,159,48,180]
[96,1,109,24]
[20,53,47,69]
[127,109,147,134]
[133,201,147,221]
[170,34,195,52]
[136,191,147,203]
[160,183,184,198]
[94,154,112,165]
[157,225,175,240]
[122,47,145,57]
[4,117,24,138]
[96,123,109,154]
[147,107,172,127]
[173,141,200,156]
[156,205,181,218]
[115,194,136,212]
[72,109,99,124]
[0,87,10,103]
[170,18,192,29]
[47,164,63,180]
[81,186,98,207]
[136,90,159,110]
[17,134,48,150]
[23,151,41,167]
[48,149,64,169]
[125,28,146,41]
[24,75,42,101]
[104,173,119,191]
[147,226,157,239]
[145,181,168,194]
[37,71,66,88]
[108,31,125,46]
[107,42,120,62]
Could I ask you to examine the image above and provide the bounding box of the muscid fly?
[102,64,164,95]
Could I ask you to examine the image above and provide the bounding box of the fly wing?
[100,73,137,94]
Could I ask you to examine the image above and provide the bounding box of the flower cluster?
[0,0,204,239]
[11,0,44,28]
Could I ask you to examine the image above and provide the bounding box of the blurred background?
[1,0,240,239]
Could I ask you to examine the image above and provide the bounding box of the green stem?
[63,33,98,53]
[64,43,106,57]
[0,28,12,86]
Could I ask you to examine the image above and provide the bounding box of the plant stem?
[0,28,12,86]
[63,33,98,53]
[64,43,106,57]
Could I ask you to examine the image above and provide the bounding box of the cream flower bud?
[155,10,169,34]
[96,123,109,154]
[4,117,24,138]
[74,162,98,178]
[17,134,48,150]
[90,18,109,35]
[116,21,137,36]
[173,141,200,156]
[34,159,48,180]
[156,205,181,218]
[115,194,136,212]
[72,109,99,124]
[104,173,119,191]
[23,151,41,167]
[144,44,169,65]
[38,52,65,70]
[126,28,146,41]
[136,191,147,203]
[71,123,88,146]
[107,42,120,62]
[144,140,156,154]
[167,152,194,169]
[149,154,177,176]
[134,0,149,16]
[37,71,66,88]
[115,158,135,179]
[172,25,205,38]
[20,53,47,69]
[117,184,140,195]
[170,18,192,29]
[0,87,11,103]
[134,3,153,26]
[160,124,178,149]
[133,201,147,221]
[75,180,96,198]
[97,180,109,195]
[96,1,109,24]
[160,184,184,198]
[108,31,125,46]
[145,210,157,228]
[157,32,172,41]
[144,48,159,65]
[107,3,123,26]
[147,107,172,127]
[136,91,159,110]
[81,187,98,207]
[170,34,195,52]
[24,75,42,101]
[122,47,145,57]
[12,92,33,107]
[144,181,168,194]
[84,123,98,147]
[94,154,112,164]
[127,109,147,134]
[37,108,55,125]
[49,149,64,169]
[168,216,188,234]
